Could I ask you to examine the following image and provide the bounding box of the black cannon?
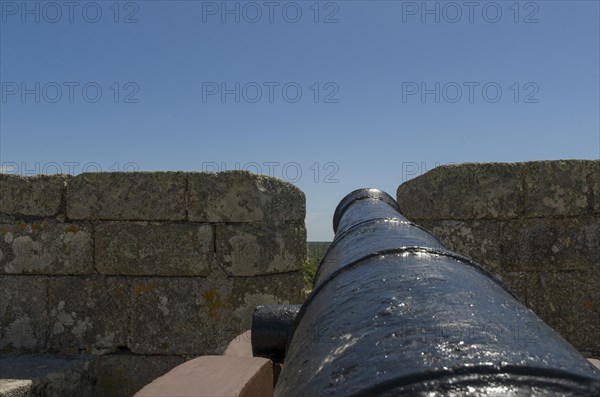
[253,189,600,396]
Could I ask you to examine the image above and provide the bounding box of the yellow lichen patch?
[583,300,594,310]
[17,223,28,231]
[114,285,124,299]
[202,288,227,320]
[160,342,170,351]
[134,281,161,296]
[2,225,10,233]
[29,222,48,233]
[64,224,80,233]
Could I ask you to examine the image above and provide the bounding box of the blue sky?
[1,0,598,240]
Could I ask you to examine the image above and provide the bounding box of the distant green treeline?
[304,241,331,289]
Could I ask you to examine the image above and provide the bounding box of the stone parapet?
[397,160,600,356]
[0,171,306,396]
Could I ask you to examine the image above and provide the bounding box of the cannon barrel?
[274,188,600,396]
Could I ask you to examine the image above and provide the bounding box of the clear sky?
[1,0,598,240]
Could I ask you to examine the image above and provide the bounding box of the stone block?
[187,171,305,222]
[0,222,93,275]
[94,354,185,397]
[397,162,522,220]
[47,277,129,354]
[216,222,306,276]
[418,219,503,275]
[129,273,303,355]
[0,276,48,352]
[498,272,530,305]
[421,217,600,274]
[524,270,600,354]
[0,354,96,397]
[522,160,596,217]
[129,277,216,355]
[232,273,305,329]
[0,174,67,217]
[66,172,186,221]
[499,217,600,272]
[95,222,213,276]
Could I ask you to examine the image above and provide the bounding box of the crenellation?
[398,159,600,354]
[0,171,306,396]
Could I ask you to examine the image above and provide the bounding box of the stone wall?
[0,171,306,396]
[397,160,599,358]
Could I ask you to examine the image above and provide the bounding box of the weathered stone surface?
[522,160,597,217]
[232,273,305,329]
[48,277,129,354]
[0,222,93,275]
[0,170,309,382]
[498,272,530,305]
[94,354,185,397]
[397,162,522,220]
[129,277,210,355]
[129,273,303,355]
[397,161,600,357]
[0,379,32,397]
[95,222,214,276]
[418,220,503,274]
[216,222,306,276]
[0,354,96,397]
[524,270,600,354]
[422,217,600,273]
[66,172,187,221]
[0,276,48,352]
[0,174,67,217]
[499,217,600,271]
[188,171,305,222]
[590,161,600,214]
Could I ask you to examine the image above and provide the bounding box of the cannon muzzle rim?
[333,188,400,233]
